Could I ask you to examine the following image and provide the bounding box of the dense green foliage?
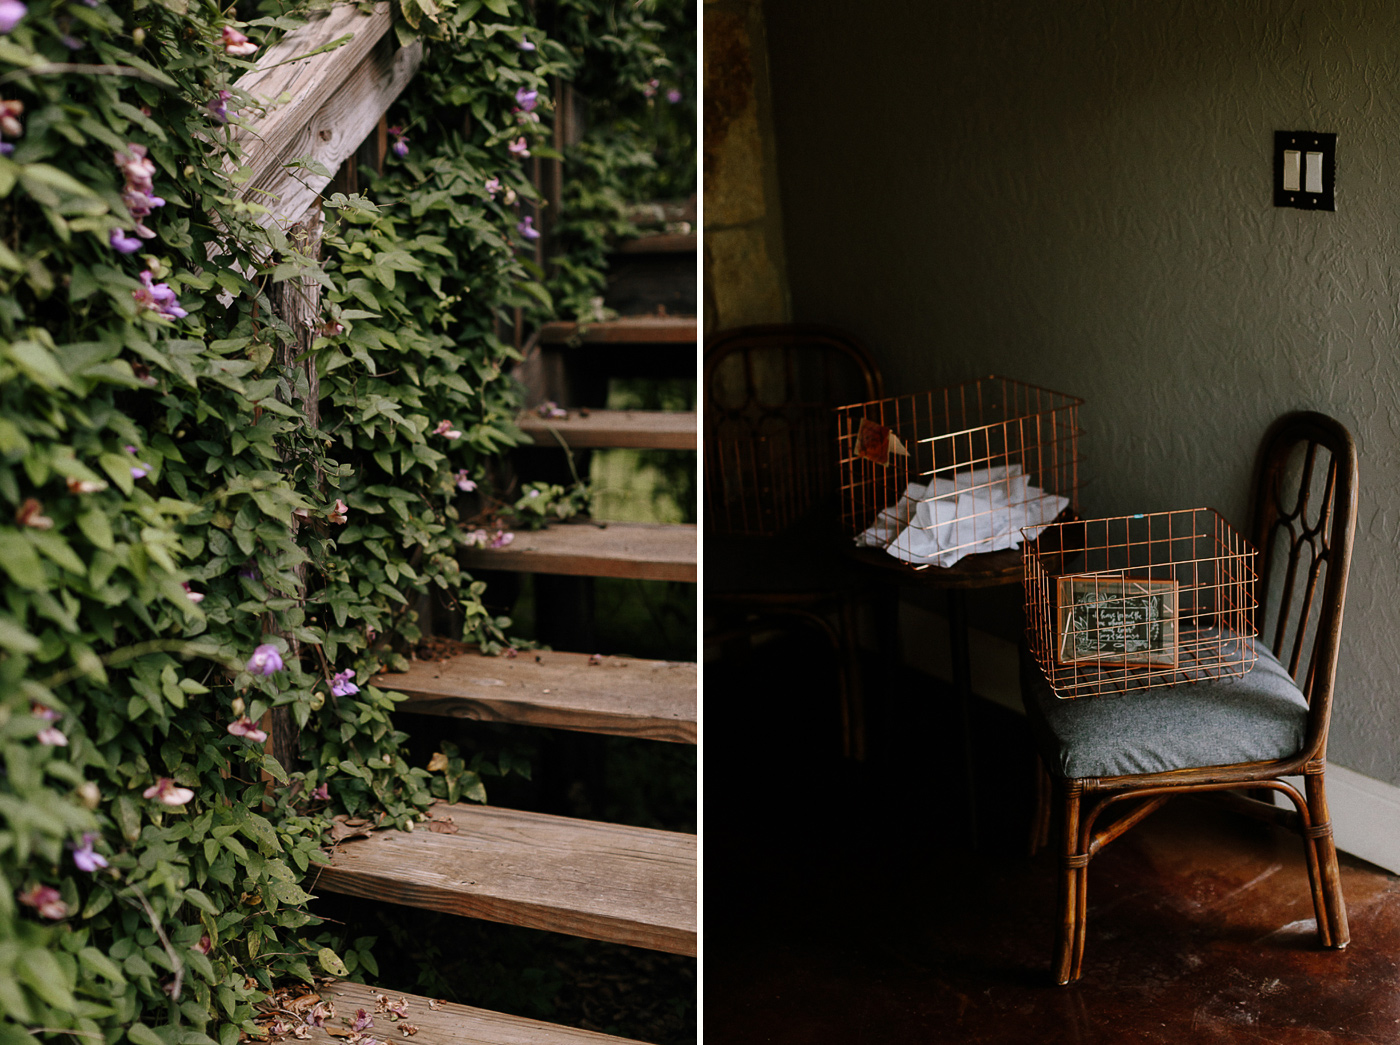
[0,0,690,1040]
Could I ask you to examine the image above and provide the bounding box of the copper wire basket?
[836,377,1083,567]
[1023,508,1258,699]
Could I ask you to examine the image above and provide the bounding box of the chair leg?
[1055,781,1087,985]
[1305,769,1350,949]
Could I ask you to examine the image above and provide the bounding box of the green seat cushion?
[1020,638,1309,780]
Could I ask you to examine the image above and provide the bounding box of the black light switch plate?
[1274,131,1336,211]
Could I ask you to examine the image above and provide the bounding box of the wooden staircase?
[312,221,698,1041]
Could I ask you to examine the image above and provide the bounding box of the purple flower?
[60,34,81,50]
[508,136,530,158]
[643,79,659,98]
[246,643,284,675]
[518,36,535,51]
[182,582,204,603]
[331,669,358,698]
[387,125,409,158]
[0,143,12,156]
[310,783,330,801]
[133,271,186,320]
[0,0,25,33]
[490,530,515,549]
[454,470,477,492]
[71,834,108,873]
[205,89,232,124]
[666,89,682,104]
[143,777,194,807]
[109,229,142,253]
[227,716,267,743]
[484,177,501,198]
[17,884,66,919]
[433,420,462,439]
[514,87,538,112]
[124,444,152,478]
[238,563,260,581]
[536,400,567,419]
[517,216,540,240]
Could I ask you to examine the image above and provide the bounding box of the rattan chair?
[1020,411,1358,984]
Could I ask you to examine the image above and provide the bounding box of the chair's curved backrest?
[703,324,884,536]
[1249,412,1358,756]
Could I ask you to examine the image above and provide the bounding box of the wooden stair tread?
[614,232,696,254]
[461,522,696,582]
[312,980,648,1044]
[517,409,697,450]
[380,650,696,743]
[316,803,697,956]
[538,317,696,344]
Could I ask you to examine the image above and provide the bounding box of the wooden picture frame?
[1056,575,1178,667]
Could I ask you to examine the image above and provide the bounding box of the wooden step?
[615,232,696,254]
[517,409,697,450]
[462,522,696,583]
[381,650,696,743]
[316,803,697,956]
[310,980,648,1044]
[538,317,696,344]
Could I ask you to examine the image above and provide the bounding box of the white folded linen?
[856,463,1068,567]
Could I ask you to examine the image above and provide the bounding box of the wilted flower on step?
[484,176,501,198]
[227,715,267,743]
[507,136,530,158]
[517,216,539,240]
[352,1010,373,1032]
[432,420,462,439]
[0,0,26,33]
[109,228,142,253]
[15,497,53,529]
[124,444,153,478]
[221,25,257,56]
[17,884,66,919]
[536,400,567,419]
[588,654,603,665]
[454,471,476,492]
[205,89,233,124]
[143,777,194,806]
[182,582,204,603]
[517,36,535,51]
[328,498,349,524]
[246,643,284,676]
[643,78,659,98]
[667,88,682,104]
[331,669,358,697]
[70,833,108,873]
[514,87,538,111]
[489,530,514,549]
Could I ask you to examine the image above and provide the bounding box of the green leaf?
[316,946,348,977]
[17,948,77,1009]
[99,453,136,496]
[78,946,126,984]
[0,533,45,588]
[77,509,114,551]
[0,619,39,653]
[127,1024,166,1045]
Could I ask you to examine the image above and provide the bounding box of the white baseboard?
[899,601,1400,875]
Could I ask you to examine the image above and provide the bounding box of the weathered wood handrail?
[230,1,422,225]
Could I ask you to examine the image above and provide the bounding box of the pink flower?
[508,137,530,157]
[67,477,107,493]
[517,216,540,240]
[109,229,142,253]
[454,471,477,492]
[643,78,659,98]
[352,1010,373,1032]
[17,884,66,919]
[15,498,52,529]
[71,833,108,873]
[536,400,567,419]
[432,420,462,439]
[205,89,233,124]
[518,36,535,51]
[143,777,194,806]
[182,582,204,603]
[195,934,211,955]
[132,271,186,320]
[246,643,284,675]
[311,783,330,801]
[484,177,501,197]
[666,88,682,104]
[37,727,67,747]
[328,498,349,524]
[31,703,58,721]
[227,716,267,743]
[331,669,358,697]
[514,87,538,112]
[221,25,257,56]
[490,530,515,549]
[0,1,26,34]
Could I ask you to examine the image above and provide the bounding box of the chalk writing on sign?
[1056,576,1178,666]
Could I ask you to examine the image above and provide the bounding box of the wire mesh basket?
[1023,508,1258,699]
[836,377,1083,567]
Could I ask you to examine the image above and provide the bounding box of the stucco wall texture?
[762,0,1400,786]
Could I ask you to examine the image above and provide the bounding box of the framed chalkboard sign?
[1056,575,1178,667]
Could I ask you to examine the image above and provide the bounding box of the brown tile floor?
[704,632,1400,1044]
